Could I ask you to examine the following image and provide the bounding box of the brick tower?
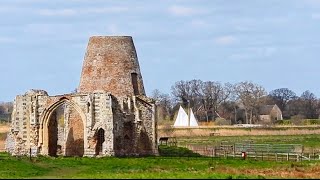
[78,36,146,98]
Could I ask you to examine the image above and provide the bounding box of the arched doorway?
[95,128,105,156]
[46,101,84,157]
[48,111,58,156]
[48,105,65,157]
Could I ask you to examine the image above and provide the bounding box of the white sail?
[173,106,199,127]
[173,106,188,127]
[189,108,199,127]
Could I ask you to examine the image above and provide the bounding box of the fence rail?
[183,144,320,162]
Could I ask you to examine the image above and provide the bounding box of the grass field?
[1,151,320,179]
[176,134,320,149]
[1,123,320,178]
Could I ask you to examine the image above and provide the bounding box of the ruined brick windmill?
[6,36,158,157]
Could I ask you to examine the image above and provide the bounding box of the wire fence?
[181,143,320,162]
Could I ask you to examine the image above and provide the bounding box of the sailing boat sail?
[173,106,199,127]
[173,106,188,127]
[189,108,199,127]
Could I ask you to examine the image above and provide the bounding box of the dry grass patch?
[0,123,9,151]
[0,123,9,133]
[158,126,320,137]
[211,163,320,179]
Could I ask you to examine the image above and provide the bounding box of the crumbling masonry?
[6,36,158,157]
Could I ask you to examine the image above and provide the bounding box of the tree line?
[151,80,320,124]
[0,102,13,115]
[0,102,13,122]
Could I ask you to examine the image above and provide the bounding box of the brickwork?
[78,36,145,98]
[65,105,84,156]
[6,36,158,157]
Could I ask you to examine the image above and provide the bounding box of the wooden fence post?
[29,148,32,161]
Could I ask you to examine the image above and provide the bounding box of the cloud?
[305,0,320,7]
[253,47,277,57]
[229,46,277,61]
[37,7,129,16]
[0,37,16,43]
[214,35,237,45]
[168,5,204,16]
[229,53,251,60]
[0,6,24,13]
[312,13,320,19]
[24,23,72,35]
[190,19,208,28]
[38,9,77,16]
[85,7,129,14]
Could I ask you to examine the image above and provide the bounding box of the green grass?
[177,134,320,149]
[1,151,320,179]
[2,129,320,178]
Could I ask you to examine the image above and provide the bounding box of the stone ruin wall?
[7,91,158,157]
[7,90,48,156]
[6,90,116,157]
[134,96,157,155]
[111,96,135,156]
[111,95,158,156]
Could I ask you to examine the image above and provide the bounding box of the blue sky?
[1,0,320,102]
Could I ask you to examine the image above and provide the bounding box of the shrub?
[214,118,231,126]
[158,145,201,157]
[303,119,320,125]
[275,120,292,125]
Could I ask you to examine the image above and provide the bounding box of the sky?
[1,0,320,102]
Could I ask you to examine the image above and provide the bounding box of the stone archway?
[48,111,58,156]
[47,104,65,156]
[40,98,86,157]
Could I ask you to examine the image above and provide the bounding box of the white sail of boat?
[173,106,188,127]
[173,106,199,127]
[189,108,199,127]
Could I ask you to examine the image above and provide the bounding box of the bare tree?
[0,105,5,114]
[171,80,204,119]
[0,102,13,114]
[268,88,296,112]
[200,81,233,121]
[219,101,238,124]
[171,80,193,105]
[300,90,318,119]
[151,89,173,121]
[234,81,267,124]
